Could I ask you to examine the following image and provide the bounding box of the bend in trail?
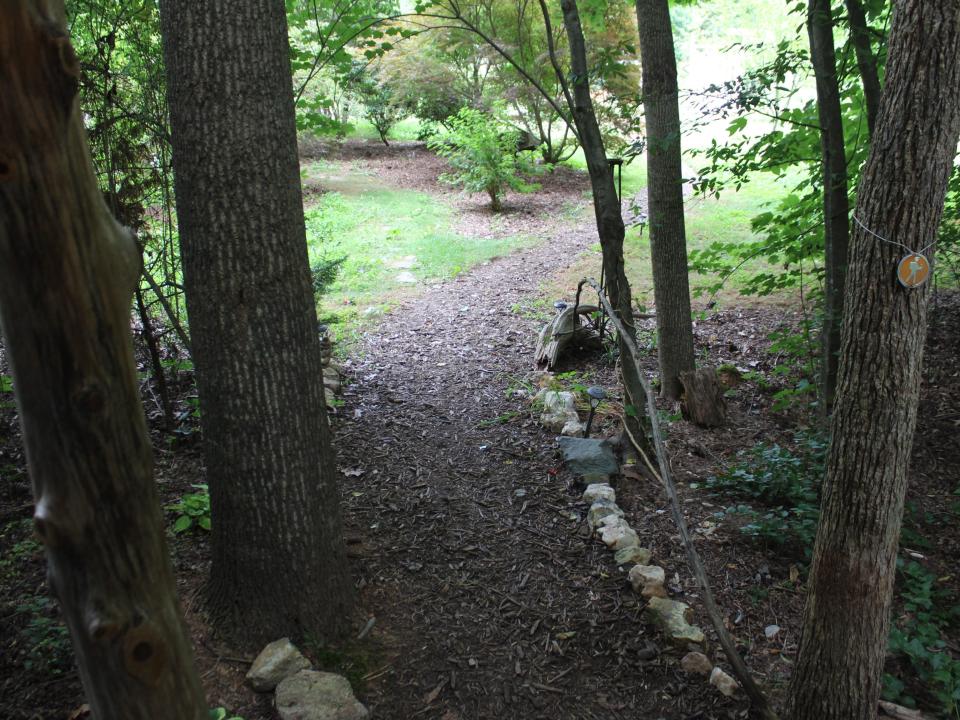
[334,217,724,720]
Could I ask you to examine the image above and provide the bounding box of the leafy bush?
[883,560,960,716]
[427,106,544,212]
[167,484,211,533]
[698,431,826,550]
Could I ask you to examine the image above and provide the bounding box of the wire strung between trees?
[852,213,938,256]
[577,277,779,720]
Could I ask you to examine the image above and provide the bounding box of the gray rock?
[709,667,738,697]
[681,651,713,676]
[557,437,619,476]
[613,545,652,566]
[323,366,341,395]
[628,564,667,598]
[587,500,623,531]
[582,483,615,504]
[276,670,369,720]
[395,271,417,284]
[645,597,706,645]
[537,391,580,433]
[246,638,312,692]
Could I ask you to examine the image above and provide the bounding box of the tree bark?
[788,2,960,718]
[808,0,851,417]
[0,2,206,718]
[635,0,695,401]
[845,0,883,136]
[555,0,648,442]
[159,0,354,647]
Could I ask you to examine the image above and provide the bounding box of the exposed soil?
[1,140,957,719]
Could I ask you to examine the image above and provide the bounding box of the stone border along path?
[577,469,738,699]
[332,194,751,717]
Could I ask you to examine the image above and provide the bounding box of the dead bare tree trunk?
[0,2,206,718]
[788,1,960,717]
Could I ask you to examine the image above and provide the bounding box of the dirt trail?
[332,212,736,719]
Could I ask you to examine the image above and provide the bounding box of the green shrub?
[883,560,960,716]
[167,484,211,533]
[697,431,826,550]
[427,105,544,212]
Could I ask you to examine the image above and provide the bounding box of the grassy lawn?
[348,117,423,143]
[301,161,536,340]
[535,169,796,312]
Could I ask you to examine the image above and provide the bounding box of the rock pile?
[246,638,369,720]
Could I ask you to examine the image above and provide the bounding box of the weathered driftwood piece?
[679,367,727,428]
[580,278,777,720]
[534,304,600,368]
[0,3,206,718]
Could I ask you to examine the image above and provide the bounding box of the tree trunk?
[159,0,354,647]
[845,0,882,137]
[0,3,206,718]
[635,0,695,401]
[556,0,648,443]
[808,0,851,417]
[788,2,960,718]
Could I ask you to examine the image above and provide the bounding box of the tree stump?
[679,368,727,428]
[534,304,600,369]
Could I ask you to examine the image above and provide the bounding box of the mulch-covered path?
[331,202,752,719]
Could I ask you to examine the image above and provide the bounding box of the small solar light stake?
[583,386,606,438]
[554,300,568,313]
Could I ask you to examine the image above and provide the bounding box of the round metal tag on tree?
[897,253,931,288]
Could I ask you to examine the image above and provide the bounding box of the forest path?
[331,204,719,719]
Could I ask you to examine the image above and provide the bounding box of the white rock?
[614,546,652,566]
[276,670,369,720]
[681,651,713,676]
[628,564,667,598]
[709,667,739,697]
[395,271,417,284]
[587,500,623,531]
[764,624,780,640]
[646,597,706,645]
[536,390,580,433]
[600,523,640,551]
[246,638,312,692]
[582,484,616,504]
[561,418,586,436]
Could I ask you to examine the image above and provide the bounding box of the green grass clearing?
[302,161,536,341]
[348,116,424,144]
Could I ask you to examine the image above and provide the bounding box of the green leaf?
[172,516,193,534]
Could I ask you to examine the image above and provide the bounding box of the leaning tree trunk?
[0,3,206,718]
[635,0,695,401]
[808,0,851,417]
[159,0,354,647]
[788,2,960,718]
[555,0,648,442]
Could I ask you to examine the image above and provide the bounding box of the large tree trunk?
[159,0,354,647]
[0,3,206,718]
[556,0,648,442]
[635,0,695,401]
[808,0,851,417]
[788,2,960,718]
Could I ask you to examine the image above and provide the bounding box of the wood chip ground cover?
[0,141,957,719]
